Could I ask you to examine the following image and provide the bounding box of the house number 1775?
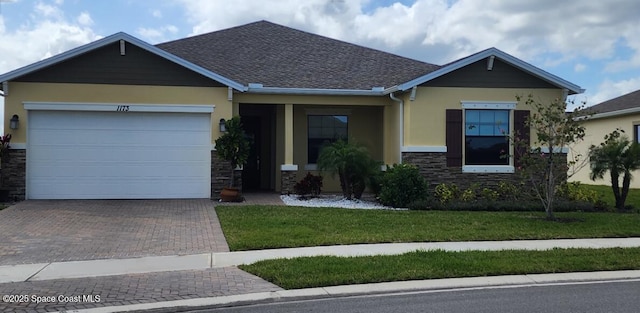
[116,105,130,112]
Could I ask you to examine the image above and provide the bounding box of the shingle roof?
[588,89,640,114]
[157,20,440,90]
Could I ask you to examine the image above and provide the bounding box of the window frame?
[461,101,516,173]
[306,114,349,166]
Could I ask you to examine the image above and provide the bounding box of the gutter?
[577,107,640,121]
[389,92,404,164]
[246,84,385,96]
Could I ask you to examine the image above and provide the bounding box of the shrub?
[378,164,428,208]
[434,183,460,204]
[496,181,521,201]
[480,188,499,201]
[408,198,599,212]
[294,172,323,198]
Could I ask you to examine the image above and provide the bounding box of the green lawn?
[581,184,640,209]
[240,248,640,289]
[216,206,640,251]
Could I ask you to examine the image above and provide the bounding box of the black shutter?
[446,109,463,167]
[514,110,530,167]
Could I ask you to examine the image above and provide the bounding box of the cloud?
[587,77,640,105]
[77,12,93,26]
[574,63,587,73]
[174,0,640,66]
[152,9,162,18]
[0,3,98,74]
[137,25,179,43]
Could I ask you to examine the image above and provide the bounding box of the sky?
[1,0,640,120]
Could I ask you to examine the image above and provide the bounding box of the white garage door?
[27,109,211,199]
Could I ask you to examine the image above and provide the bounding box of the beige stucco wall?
[569,113,640,189]
[4,82,231,144]
[405,87,564,146]
[291,104,384,192]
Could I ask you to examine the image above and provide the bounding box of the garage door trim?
[24,102,214,113]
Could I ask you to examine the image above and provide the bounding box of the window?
[635,124,640,143]
[465,109,509,166]
[307,115,348,163]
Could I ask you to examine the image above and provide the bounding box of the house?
[570,89,640,188]
[0,20,583,200]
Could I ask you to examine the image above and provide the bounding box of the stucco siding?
[570,113,640,188]
[4,82,230,144]
[404,87,563,147]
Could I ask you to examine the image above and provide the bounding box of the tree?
[214,116,251,188]
[512,94,589,220]
[589,129,640,210]
[317,139,380,200]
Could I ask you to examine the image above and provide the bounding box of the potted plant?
[214,116,251,201]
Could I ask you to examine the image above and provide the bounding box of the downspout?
[389,92,404,164]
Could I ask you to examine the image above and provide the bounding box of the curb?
[66,270,640,313]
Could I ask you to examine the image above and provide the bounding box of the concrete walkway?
[3,237,640,284]
[2,238,640,312]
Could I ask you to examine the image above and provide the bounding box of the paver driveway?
[0,199,229,266]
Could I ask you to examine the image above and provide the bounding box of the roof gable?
[157,21,440,91]
[0,32,244,90]
[14,41,223,87]
[396,48,584,94]
[422,58,557,89]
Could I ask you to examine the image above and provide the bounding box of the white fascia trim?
[462,165,515,173]
[24,102,214,113]
[304,164,318,171]
[0,32,246,92]
[581,107,640,121]
[246,86,384,96]
[538,147,570,154]
[281,164,299,171]
[401,146,447,153]
[397,48,584,94]
[9,143,26,149]
[461,101,516,110]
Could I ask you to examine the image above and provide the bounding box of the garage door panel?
[28,110,212,199]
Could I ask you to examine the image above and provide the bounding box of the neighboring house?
[0,20,583,200]
[570,89,640,188]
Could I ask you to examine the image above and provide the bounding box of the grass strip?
[216,206,640,251]
[240,247,640,289]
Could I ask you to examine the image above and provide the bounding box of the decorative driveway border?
[0,200,229,266]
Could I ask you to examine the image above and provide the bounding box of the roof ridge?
[157,20,438,68]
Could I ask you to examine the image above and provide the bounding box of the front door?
[242,115,261,190]
[240,104,276,191]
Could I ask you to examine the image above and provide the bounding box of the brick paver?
[0,199,229,265]
[0,267,282,313]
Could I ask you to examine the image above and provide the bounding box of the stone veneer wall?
[210,152,242,199]
[402,152,567,190]
[280,170,298,195]
[0,149,26,201]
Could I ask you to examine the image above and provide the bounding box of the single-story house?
[0,20,583,200]
[570,89,640,188]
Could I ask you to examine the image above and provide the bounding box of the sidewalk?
[1,238,640,312]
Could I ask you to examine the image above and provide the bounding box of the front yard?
[217,189,640,290]
[216,206,640,251]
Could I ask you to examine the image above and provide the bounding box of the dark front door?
[240,104,276,191]
[242,115,261,190]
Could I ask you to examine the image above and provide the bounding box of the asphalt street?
[197,279,640,313]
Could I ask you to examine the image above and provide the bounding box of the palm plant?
[589,129,640,210]
[317,139,380,200]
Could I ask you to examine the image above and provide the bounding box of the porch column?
[281,103,298,194]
